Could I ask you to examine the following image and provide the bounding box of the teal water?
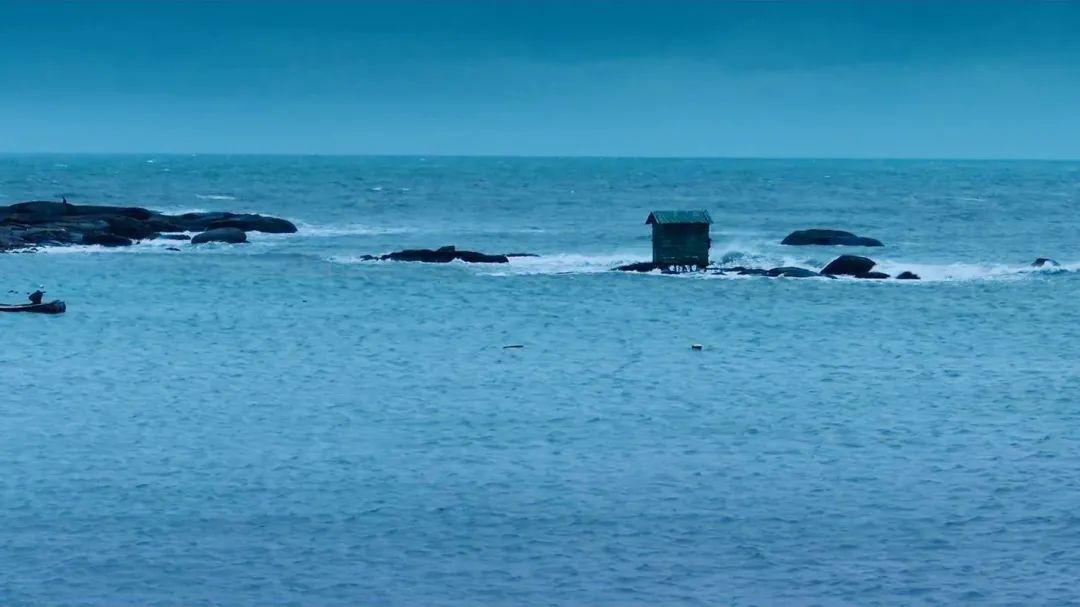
[3,156,1080,606]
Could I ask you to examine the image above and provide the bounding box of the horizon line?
[0,151,1077,163]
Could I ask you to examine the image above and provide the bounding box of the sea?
[2,155,1080,606]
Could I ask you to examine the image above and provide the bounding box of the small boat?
[0,300,66,314]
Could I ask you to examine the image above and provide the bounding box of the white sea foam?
[195,194,237,201]
[491,252,649,275]
[293,222,420,237]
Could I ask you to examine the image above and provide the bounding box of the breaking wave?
[292,222,420,237]
[194,194,237,201]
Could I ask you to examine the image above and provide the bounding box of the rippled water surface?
[3,156,1080,606]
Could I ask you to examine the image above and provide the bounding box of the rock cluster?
[360,245,511,264]
[0,200,296,251]
[781,229,883,247]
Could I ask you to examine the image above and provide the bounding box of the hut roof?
[645,210,713,225]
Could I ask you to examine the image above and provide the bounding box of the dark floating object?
[166,247,181,251]
[896,271,921,280]
[0,300,66,314]
[1032,258,1060,268]
[822,255,877,276]
[691,344,703,351]
[781,229,883,247]
[503,344,524,349]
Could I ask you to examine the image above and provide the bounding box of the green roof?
[645,210,713,225]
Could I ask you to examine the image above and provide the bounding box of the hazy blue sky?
[2,1,1079,157]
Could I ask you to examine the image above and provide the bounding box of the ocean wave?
[487,252,648,275]
[292,222,420,237]
[194,194,237,201]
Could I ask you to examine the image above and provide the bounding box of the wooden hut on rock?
[645,210,713,271]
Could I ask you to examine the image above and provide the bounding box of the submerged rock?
[615,261,663,272]
[1033,258,1060,268]
[155,233,191,241]
[768,266,826,278]
[855,271,890,280]
[738,268,772,276]
[896,271,921,280]
[822,255,877,276]
[781,229,883,247]
[191,227,247,244]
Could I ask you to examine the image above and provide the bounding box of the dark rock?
[1033,258,1060,268]
[142,218,186,233]
[64,204,154,220]
[385,248,457,263]
[781,229,883,247]
[768,266,826,278]
[205,214,297,234]
[155,233,191,241]
[615,261,662,272]
[896,271,921,280]
[191,227,247,244]
[822,255,876,276]
[82,233,133,247]
[505,253,540,258]
[52,219,110,235]
[383,246,510,264]
[107,216,159,240]
[737,268,772,276]
[18,227,78,245]
[855,271,890,280]
[455,250,509,264]
[166,247,181,251]
[0,201,295,251]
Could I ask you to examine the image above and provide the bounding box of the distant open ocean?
[3,155,1080,606]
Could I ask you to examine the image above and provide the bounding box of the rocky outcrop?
[0,200,296,251]
[781,229,883,247]
[191,227,247,244]
[183,214,296,234]
[896,271,921,280]
[822,255,876,276]
[855,271,890,280]
[377,245,510,264]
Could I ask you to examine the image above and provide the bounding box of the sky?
[1,0,1079,158]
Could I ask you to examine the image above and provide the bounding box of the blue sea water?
[3,155,1080,606]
